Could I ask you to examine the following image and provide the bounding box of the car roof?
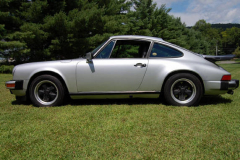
[110,35,164,42]
[109,35,199,55]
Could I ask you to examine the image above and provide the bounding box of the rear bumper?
[221,79,239,90]
[204,79,239,95]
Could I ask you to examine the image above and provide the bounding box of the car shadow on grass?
[68,98,165,106]
[10,98,165,106]
[68,95,232,106]
[199,96,232,106]
[11,95,232,107]
[11,100,31,106]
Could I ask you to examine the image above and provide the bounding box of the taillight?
[221,75,231,81]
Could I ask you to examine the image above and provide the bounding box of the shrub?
[0,65,14,73]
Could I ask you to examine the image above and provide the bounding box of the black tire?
[163,73,203,106]
[29,75,65,107]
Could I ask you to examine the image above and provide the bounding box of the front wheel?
[163,73,203,106]
[29,75,65,107]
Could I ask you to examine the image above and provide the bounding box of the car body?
[5,35,239,107]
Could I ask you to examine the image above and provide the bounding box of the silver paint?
[7,35,235,98]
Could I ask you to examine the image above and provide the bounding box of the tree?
[221,27,240,54]
[0,0,27,63]
[0,0,132,63]
[128,1,212,54]
[233,46,240,58]
[193,19,223,54]
[1,0,227,64]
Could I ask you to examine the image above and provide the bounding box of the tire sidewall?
[163,73,203,106]
[29,75,65,107]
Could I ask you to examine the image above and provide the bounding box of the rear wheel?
[163,73,203,106]
[29,75,65,107]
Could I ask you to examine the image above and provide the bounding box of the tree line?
[211,23,240,30]
[0,0,240,64]
[192,20,240,56]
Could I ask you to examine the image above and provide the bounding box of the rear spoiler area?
[201,54,235,62]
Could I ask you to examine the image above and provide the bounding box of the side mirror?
[86,52,93,63]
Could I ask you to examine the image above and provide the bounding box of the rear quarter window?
[150,43,183,58]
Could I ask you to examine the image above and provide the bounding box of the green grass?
[0,63,240,159]
[234,58,240,62]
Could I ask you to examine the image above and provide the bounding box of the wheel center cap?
[180,87,185,93]
[44,89,50,94]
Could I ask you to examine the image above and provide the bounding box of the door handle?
[134,63,146,67]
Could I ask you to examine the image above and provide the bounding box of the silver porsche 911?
[5,35,239,107]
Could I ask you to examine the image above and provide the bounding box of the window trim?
[93,38,153,59]
[93,40,116,59]
[147,42,184,59]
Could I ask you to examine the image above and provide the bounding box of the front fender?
[13,61,79,93]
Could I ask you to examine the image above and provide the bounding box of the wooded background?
[1,0,240,64]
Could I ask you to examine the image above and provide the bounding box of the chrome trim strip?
[70,91,160,95]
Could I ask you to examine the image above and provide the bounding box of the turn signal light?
[6,83,15,88]
[221,75,231,81]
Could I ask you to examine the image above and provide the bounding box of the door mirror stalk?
[86,52,93,63]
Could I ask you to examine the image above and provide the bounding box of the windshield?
[91,40,108,55]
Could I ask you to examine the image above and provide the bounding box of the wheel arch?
[161,70,205,94]
[27,71,69,98]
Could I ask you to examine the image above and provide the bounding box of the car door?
[76,39,151,92]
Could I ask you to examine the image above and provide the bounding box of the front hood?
[13,59,86,73]
[14,58,83,68]
[17,59,72,66]
[60,60,72,63]
[13,58,85,80]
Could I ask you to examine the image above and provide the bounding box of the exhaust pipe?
[227,90,234,95]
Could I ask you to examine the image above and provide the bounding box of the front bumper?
[6,80,24,90]
[6,80,26,96]
[221,79,239,90]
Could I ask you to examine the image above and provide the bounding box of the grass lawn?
[0,63,240,159]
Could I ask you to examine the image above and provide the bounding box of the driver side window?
[111,40,150,58]
[95,40,150,59]
[95,41,115,58]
